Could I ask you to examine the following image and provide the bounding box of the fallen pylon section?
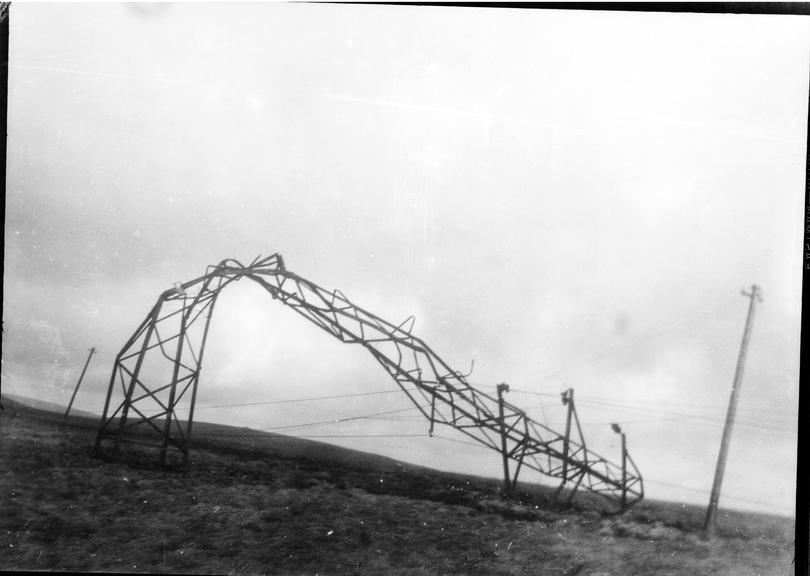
[95,254,643,508]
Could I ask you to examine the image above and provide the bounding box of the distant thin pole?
[65,347,96,418]
[703,285,761,536]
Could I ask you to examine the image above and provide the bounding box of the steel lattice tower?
[96,254,643,508]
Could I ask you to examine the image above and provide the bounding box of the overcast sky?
[3,3,806,517]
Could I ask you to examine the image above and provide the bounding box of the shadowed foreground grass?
[0,397,795,575]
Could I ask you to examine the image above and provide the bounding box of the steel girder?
[95,254,643,507]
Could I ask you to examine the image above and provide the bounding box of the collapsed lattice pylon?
[95,254,643,507]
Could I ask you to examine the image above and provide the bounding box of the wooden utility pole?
[64,348,96,418]
[703,285,762,536]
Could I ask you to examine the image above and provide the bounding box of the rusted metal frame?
[165,372,198,416]
[281,262,640,503]
[116,362,132,396]
[502,411,527,438]
[98,402,126,435]
[98,255,644,506]
[154,296,194,317]
[158,291,191,464]
[522,454,549,477]
[117,308,181,357]
[507,416,531,485]
[447,421,501,451]
[97,262,251,456]
[151,306,212,372]
[300,286,491,429]
[184,293,217,333]
[117,361,170,403]
[291,303,347,340]
[248,276,347,340]
[520,435,622,492]
[506,430,529,459]
[566,468,587,503]
[624,476,642,491]
[184,293,221,464]
[625,452,643,501]
[392,371,437,418]
[127,373,193,408]
[511,438,529,489]
[262,286,434,415]
[123,319,193,369]
[176,297,219,369]
[324,305,392,345]
[279,272,482,408]
[411,383,438,418]
[416,339,494,405]
[114,301,163,358]
[271,282,371,345]
[395,315,416,335]
[274,292,346,338]
[447,388,458,425]
[117,402,174,437]
[366,348,442,424]
[158,274,221,464]
[399,344,424,373]
[442,397,499,430]
[418,352,492,424]
[202,270,244,294]
[97,353,129,454]
[117,370,167,413]
[409,346,423,378]
[285,276,633,500]
[311,283,374,325]
[328,288,352,310]
[372,349,493,437]
[378,358,429,405]
[110,303,163,457]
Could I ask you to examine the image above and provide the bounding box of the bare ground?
[0,397,795,575]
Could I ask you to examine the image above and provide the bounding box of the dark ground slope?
[0,396,795,575]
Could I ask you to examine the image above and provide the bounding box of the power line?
[510,387,795,417]
[573,394,796,417]
[134,379,794,436]
[504,388,795,435]
[573,399,795,434]
[432,433,489,450]
[259,404,430,432]
[296,433,429,439]
[186,389,402,410]
[643,478,780,510]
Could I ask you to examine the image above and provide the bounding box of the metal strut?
[95,253,643,507]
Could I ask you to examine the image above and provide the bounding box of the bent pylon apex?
[95,254,643,507]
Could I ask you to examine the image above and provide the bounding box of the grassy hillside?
[0,396,795,575]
